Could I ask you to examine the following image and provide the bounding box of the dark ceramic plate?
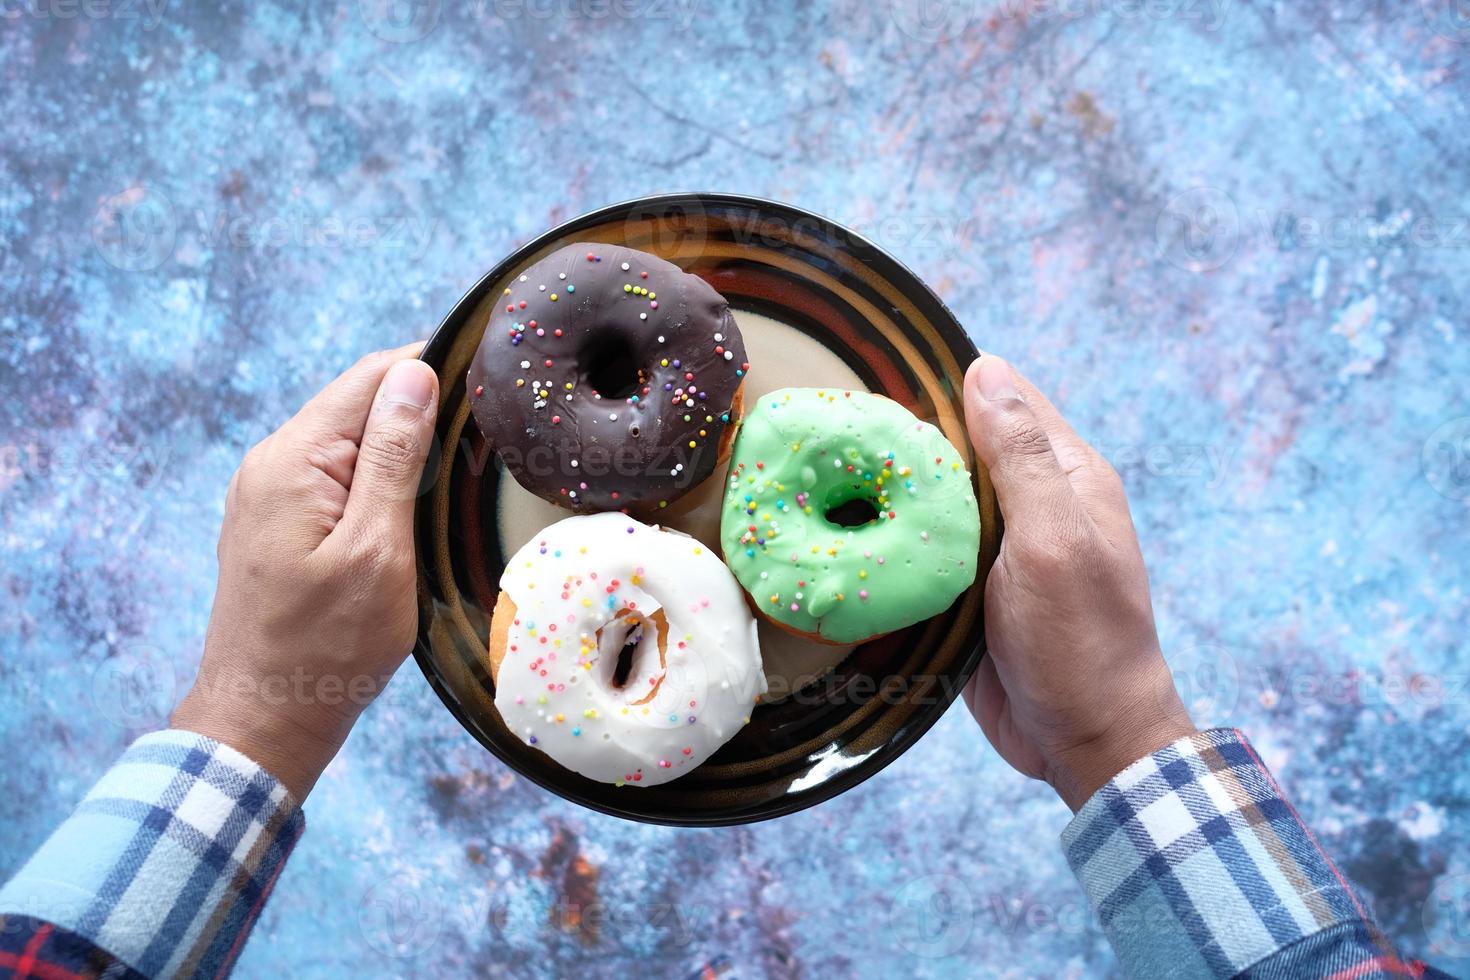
[414,194,1001,826]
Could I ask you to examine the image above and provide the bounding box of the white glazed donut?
[492,512,766,787]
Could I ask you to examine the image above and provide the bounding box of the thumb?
[342,359,439,537]
[963,354,1080,531]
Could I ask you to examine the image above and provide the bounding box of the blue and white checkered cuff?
[0,729,305,979]
[1061,728,1383,979]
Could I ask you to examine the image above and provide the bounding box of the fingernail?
[381,361,434,411]
[975,356,1020,402]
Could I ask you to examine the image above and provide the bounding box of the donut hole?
[583,333,643,400]
[608,617,644,689]
[824,494,881,529]
[596,607,670,703]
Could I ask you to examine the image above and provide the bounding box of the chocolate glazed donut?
[468,243,749,512]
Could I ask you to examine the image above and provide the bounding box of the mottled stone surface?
[3,2,1469,977]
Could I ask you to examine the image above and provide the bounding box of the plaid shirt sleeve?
[0,730,305,980]
[1063,727,1448,979]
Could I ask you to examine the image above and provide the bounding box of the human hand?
[962,354,1195,811]
[172,345,440,800]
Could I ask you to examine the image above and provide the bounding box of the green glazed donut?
[719,388,981,644]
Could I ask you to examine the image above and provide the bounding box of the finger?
[964,654,1048,781]
[338,359,439,544]
[1005,372,1095,486]
[964,654,1005,747]
[285,342,427,448]
[1003,366,1133,544]
[964,355,1086,533]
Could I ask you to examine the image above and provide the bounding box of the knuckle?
[234,439,284,501]
[355,348,395,373]
[230,462,258,505]
[349,535,388,577]
[1016,512,1094,572]
[1088,453,1127,495]
[345,529,409,583]
[999,420,1054,463]
[1016,539,1068,579]
[301,437,355,478]
[1055,513,1095,555]
[240,441,267,472]
[360,423,421,471]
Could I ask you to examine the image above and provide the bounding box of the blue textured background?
[3,1,1469,976]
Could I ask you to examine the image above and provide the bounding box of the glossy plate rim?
[412,192,996,826]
